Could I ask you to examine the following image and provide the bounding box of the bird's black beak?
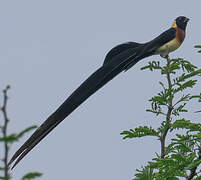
[185,17,190,23]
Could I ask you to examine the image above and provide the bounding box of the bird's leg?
[160,53,170,59]
[165,54,170,59]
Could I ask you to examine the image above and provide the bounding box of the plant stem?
[160,56,173,158]
[1,85,10,179]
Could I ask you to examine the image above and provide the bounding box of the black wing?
[146,27,177,50]
[124,28,176,70]
[103,42,141,65]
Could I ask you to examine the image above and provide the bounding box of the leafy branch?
[121,46,201,179]
[0,86,43,180]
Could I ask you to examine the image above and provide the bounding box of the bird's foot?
[160,53,169,59]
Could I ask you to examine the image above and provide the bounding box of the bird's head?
[172,16,189,31]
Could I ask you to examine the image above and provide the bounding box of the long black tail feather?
[8,43,146,169]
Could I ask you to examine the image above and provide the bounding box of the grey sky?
[0,0,201,179]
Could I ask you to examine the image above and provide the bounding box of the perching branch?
[160,56,173,158]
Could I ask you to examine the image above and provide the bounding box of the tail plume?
[8,42,144,169]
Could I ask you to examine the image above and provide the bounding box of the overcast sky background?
[0,1,201,179]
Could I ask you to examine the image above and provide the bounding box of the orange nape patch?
[176,27,185,44]
[172,21,177,28]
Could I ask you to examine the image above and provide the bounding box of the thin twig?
[1,85,10,179]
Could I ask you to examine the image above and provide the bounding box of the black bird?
[9,16,189,169]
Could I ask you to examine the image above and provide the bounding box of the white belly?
[156,38,181,56]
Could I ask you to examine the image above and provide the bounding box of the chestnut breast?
[175,27,186,44]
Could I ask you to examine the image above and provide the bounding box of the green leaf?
[171,153,187,163]
[173,94,191,108]
[161,58,197,74]
[187,159,201,170]
[21,172,42,180]
[121,126,159,139]
[134,166,154,180]
[173,80,197,94]
[141,61,162,71]
[172,58,197,72]
[150,89,172,106]
[169,61,181,73]
[0,134,18,142]
[184,69,201,79]
[150,156,186,178]
[172,103,188,116]
[190,93,201,102]
[0,126,38,143]
[194,45,201,53]
[174,143,192,153]
[171,119,201,131]
[194,45,201,48]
